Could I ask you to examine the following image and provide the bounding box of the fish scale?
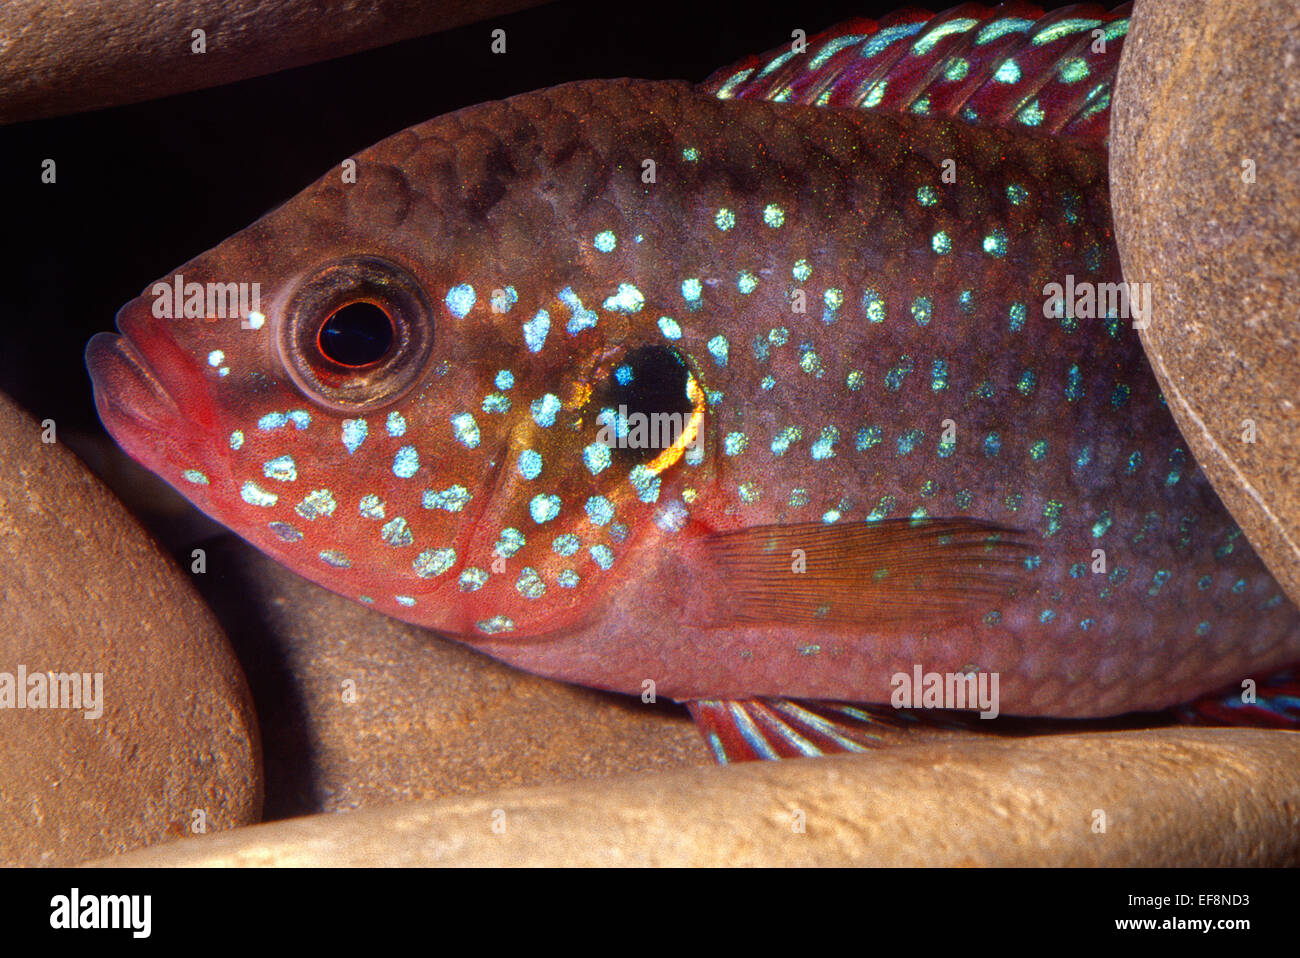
[86,3,1300,758]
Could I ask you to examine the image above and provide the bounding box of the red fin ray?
[700,2,1131,145]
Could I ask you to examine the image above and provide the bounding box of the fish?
[86,1,1300,762]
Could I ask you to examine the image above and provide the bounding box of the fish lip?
[85,301,216,475]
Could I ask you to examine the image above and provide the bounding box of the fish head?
[87,95,713,641]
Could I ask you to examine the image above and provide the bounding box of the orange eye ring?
[277,257,433,413]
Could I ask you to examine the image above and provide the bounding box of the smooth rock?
[0,392,261,866]
[1111,0,1300,608]
[190,536,711,819]
[94,728,1300,866]
[0,0,545,124]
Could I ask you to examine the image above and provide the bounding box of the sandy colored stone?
[1111,0,1300,608]
[190,536,711,819]
[0,0,545,124]
[0,392,261,866]
[94,728,1300,866]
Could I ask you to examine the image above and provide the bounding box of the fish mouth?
[85,299,218,476]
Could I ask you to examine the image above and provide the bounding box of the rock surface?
[190,536,711,819]
[0,392,261,866]
[95,728,1300,866]
[1111,0,1300,608]
[0,0,544,124]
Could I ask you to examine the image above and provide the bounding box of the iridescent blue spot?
[359,494,384,519]
[495,369,515,390]
[793,259,812,282]
[629,464,660,503]
[523,310,550,352]
[763,204,784,227]
[423,485,471,512]
[1065,364,1084,402]
[380,517,413,547]
[459,569,487,593]
[681,278,702,304]
[481,393,511,414]
[495,528,524,558]
[583,442,610,475]
[1007,183,1028,205]
[183,469,208,485]
[982,229,1007,258]
[413,548,456,578]
[916,186,938,207]
[984,433,1001,457]
[558,569,580,588]
[724,432,748,456]
[340,419,367,454]
[737,271,758,294]
[530,494,561,524]
[516,567,546,599]
[771,426,801,457]
[1009,302,1026,332]
[911,296,931,326]
[658,316,682,339]
[229,430,244,450]
[852,426,881,452]
[862,287,886,323]
[810,427,838,461]
[531,393,561,428]
[593,230,616,252]
[560,287,598,332]
[450,413,479,449]
[707,335,729,366]
[896,428,923,455]
[603,283,645,313]
[994,59,1020,83]
[386,411,406,437]
[590,544,615,570]
[518,449,543,480]
[392,446,420,478]
[295,488,335,519]
[585,496,614,526]
[320,550,351,568]
[932,231,951,255]
[263,455,297,482]
[268,521,302,542]
[714,208,736,231]
[476,616,515,635]
[930,360,948,391]
[445,284,475,318]
[552,534,580,557]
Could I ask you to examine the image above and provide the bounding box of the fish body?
[87,4,1300,748]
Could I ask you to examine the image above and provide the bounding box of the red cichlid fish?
[86,2,1300,761]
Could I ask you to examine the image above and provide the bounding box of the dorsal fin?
[703,517,1031,628]
[700,2,1131,146]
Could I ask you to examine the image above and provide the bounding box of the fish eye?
[317,301,394,367]
[277,257,433,412]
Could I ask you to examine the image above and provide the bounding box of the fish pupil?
[317,301,394,367]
